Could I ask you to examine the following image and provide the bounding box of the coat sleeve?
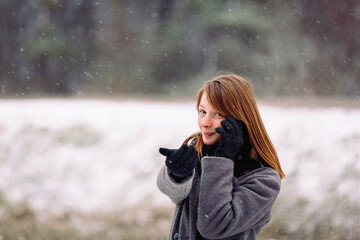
[156,165,195,204]
[196,157,281,239]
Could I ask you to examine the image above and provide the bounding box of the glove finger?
[182,145,194,161]
[188,145,197,158]
[188,146,198,167]
[170,145,194,175]
[225,116,238,129]
[226,116,244,136]
[215,126,226,136]
[176,144,188,157]
[235,119,244,136]
[188,145,196,153]
[180,144,189,150]
[170,144,189,166]
[229,118,242,136]
[183,146,197,172]
[159,147,173,157]
[221,119,235,134]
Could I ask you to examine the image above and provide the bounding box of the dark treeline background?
[0,0,359,98]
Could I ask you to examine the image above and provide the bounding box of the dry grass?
[1,198,358,240]
[0,199,173,240]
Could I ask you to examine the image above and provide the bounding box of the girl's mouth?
[203,132,215,137]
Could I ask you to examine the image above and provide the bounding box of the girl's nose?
[201,115,212,128]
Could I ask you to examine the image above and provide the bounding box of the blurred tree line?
[0,0,359,97]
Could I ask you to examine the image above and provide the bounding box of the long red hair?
[184,73,285,179]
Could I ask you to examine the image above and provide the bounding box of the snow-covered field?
[0,99,359,229]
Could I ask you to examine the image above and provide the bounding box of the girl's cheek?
[197,116,203,127]
[215,119,223,128]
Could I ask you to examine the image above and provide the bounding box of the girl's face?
[198,93,225,145]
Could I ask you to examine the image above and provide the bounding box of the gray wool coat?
[157,156,281,240]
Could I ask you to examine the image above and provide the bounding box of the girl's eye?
[215,113,223,117]
[199,110,206,114]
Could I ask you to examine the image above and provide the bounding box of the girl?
[157,73,285,240]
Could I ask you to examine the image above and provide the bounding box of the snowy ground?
[0,99,359,222]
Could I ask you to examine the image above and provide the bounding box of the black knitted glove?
[159,144,198,177]
[214,116,245,160]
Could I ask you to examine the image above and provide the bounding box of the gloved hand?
[159,144,198,177]
[214,116,245,160]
